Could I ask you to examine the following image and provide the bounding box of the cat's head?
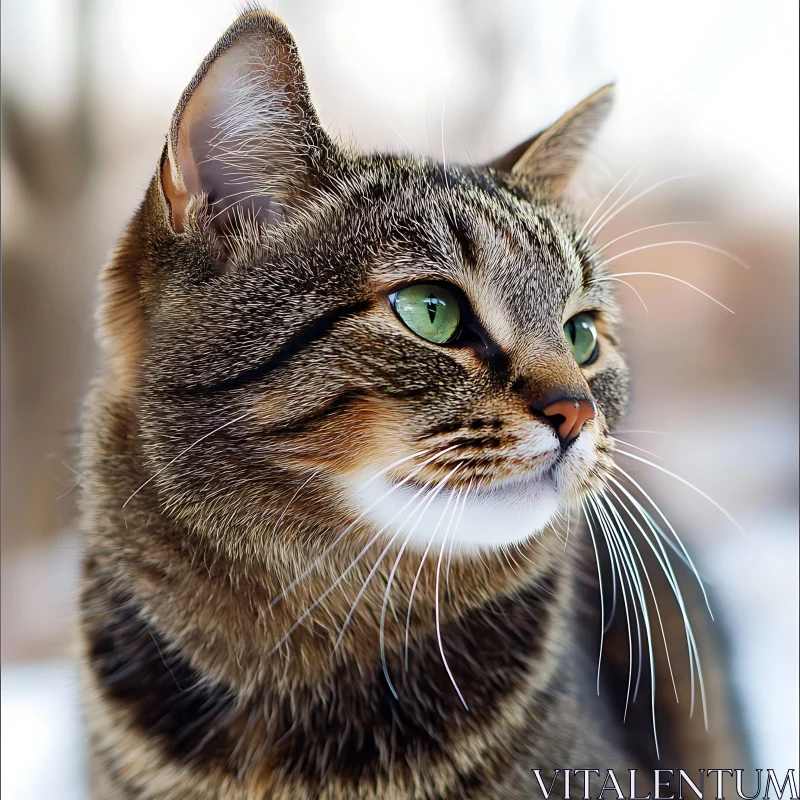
[100,10,628,558]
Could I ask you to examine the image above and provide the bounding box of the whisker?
[612,501,708,730]
[494,544,513,581]
[598,276,650,313]
[332,469,451,653]
[379,532,419,697]
[581,500,607,695]
[592,272,734,314]
[600,492,675,701]
[404,484,465,670]
[604,510,620,633]
[609,476,701,584]
[444,532,458,594]
[588,173,696,239]
[380,465,463,698]
[615,450,746,539]
[498,544,523,580]
[607,476,708,727]
[601,496,653,711]
[268,446,460,609]
[269,467,323,536]
[602,240,751,272]
[55,480,82,501]
[596,221,710,254]
[512,540,537,569]
[612,429,671,436]
[604,484,683,703]
[585,167,645,240]
[595,491,661,758]
[597,494,647,702]
[562,504,573,551]
[610,438,664,461]
[588,493,639,721]
[440,101,449,190]
[434,488,469,710]
[611,461,713,614]
[612,429,695,448]
[268,468,446,655]
[123,408,258,507]
[549,508,569,547]
[578,164,639,239]
[333,465,460,656]
[444,477,474,593]
[619,493,695,571]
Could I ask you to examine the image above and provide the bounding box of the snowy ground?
[2,513,797,799]
[698,512,799,778]
[2,661,88,800]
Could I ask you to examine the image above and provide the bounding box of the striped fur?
[79,10,748,798]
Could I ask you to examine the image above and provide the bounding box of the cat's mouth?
[346,436,597,551]
[399,448,560,493]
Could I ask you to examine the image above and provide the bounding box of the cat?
[78,9,749,799]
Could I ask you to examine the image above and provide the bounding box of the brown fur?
[79,10,748,798]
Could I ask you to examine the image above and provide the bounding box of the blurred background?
[1,0,797,797]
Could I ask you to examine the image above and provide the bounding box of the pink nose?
[541,398,596,448]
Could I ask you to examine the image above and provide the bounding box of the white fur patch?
[346,430,597,553]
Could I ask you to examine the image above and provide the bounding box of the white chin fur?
[346,433,596,553]
[352,473,562,552]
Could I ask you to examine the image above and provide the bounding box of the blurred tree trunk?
[1,0,97,659]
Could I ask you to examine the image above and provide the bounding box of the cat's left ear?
[489,84,614,197]
[161,11,332,233]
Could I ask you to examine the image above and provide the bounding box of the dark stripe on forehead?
[529,211,589,294]
[580,253,594,290]
[450,215,477,268]
[573,236,596,291]
[566,221,599,291]
[529,212,561,254]
[187,299,371,393]
[84,570,559,789]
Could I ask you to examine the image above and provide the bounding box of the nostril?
[546,412,566,431]
[533,397,596,449]
[529,405,562,430]
[528,405,567,438]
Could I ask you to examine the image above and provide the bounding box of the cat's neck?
[82,532,572,793]
[86,486,569,691]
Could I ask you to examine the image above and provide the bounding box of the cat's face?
[105,12,628,559]
[332,165,629,551]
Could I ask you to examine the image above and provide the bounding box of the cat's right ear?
[161,11,330,234]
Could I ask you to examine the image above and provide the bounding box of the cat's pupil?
[426,296,439,323]
[566,319,576,344]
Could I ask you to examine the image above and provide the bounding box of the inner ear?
[163,12,330,235]
[486,131,544,173]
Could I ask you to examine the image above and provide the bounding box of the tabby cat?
[79,10,748,799]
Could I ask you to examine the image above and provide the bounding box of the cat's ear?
[161,11,329,233]
[489,84,614,197]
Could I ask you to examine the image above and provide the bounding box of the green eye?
[390,283,461,344]
[564,312,598,366]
